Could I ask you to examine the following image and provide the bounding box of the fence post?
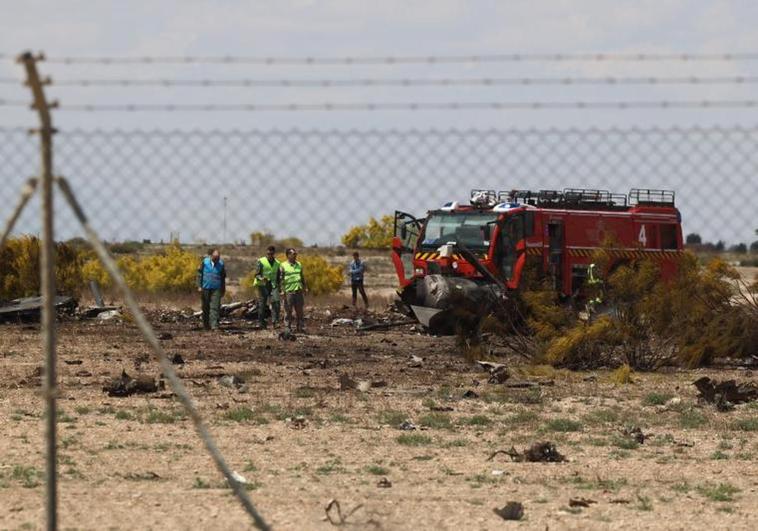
[18,50,58,531]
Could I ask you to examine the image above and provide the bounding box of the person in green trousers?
[279,248,308,333]
[253,245,281,329]
[196,249,226,330]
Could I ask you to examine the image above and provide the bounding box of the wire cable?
[53,99,758,112]
[0,98,29,107]
[40,52,758,65]
[10,75,758,88]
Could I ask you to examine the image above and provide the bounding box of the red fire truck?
[392,188,683,322]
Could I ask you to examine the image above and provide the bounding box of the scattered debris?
[324,499,364,526]
[339,374,357,391]
[408,355,424,368]
[398,421,417,431]
[462,389,479,399]
[229,470,248,485]
[79,306,120,319]
[192,299,259,320]
[330,318,356,327]
[97,310,122,321]
[339,374,384,392]
[693,377,758,410]
[376,477,392,488]
[491,469,506,476]
[103,370,159,397]
[663,397,682,410]
[171,353,185,365]
[357,319,416,332]
[621,425,647,444]
[569,497,596,508]
[288,416,307,429]
[476,360,510,384]
[493,502,524,521]
[0,296,77,322]
[218,375,245,390]
[503,380,546,388]
[89,280,105,308]
[488,441,566,463]
[124,471,161,481]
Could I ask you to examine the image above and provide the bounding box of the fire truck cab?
[392,188,683,299]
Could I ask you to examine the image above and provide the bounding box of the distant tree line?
[685,230,758,254]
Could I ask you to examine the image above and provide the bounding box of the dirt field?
[1,301,757,531]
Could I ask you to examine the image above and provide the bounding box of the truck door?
[392,211,422,287]
[547,220,564,292]
[498,214,525,286]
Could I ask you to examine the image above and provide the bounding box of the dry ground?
[1,303,757,530]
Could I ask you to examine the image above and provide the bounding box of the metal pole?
[223,196,227,243]
[56,176,270,530]
[0,178,38,248]
[18,51,58,531]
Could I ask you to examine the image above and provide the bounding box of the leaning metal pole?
[18,51,58,531]
[0,178,38,248]
[56,176,271,530]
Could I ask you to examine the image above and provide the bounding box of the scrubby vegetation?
[82,241,199,293]
[341,215,393,249]
[509,251,758,370]
[0,236,84,300]
[249,231,304,250]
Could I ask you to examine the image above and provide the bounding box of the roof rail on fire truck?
[628,188,675,206]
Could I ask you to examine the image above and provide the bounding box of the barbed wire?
[0,98,30,107]
[4,75,758,88]
[36,52,758,65]
[2,125,756,245]
[50,100,758,112]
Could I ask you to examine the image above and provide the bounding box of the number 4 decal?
[638,225,647,246]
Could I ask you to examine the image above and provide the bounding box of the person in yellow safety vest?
[278,248,308,333]
[253,245,281,329]
[586,262,603,315]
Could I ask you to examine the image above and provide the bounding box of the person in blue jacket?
[348,251,369,308]
[196,248,226,330]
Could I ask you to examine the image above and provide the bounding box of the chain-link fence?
[2,125,757,247]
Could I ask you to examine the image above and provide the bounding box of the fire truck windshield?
[420,212,498,250]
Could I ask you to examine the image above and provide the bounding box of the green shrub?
[519,250,758,370]
[0,235,84,299]
[396,434,433,446]
[341,215,393,249]
[545,316,621,369]
[544,418,583,432]
[419,413,452,430]
[82,242,199,293]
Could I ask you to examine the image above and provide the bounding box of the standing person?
[279,248,308,333]
[253,245,281,328]
[196,248,226,330]
[348,251,369,308]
